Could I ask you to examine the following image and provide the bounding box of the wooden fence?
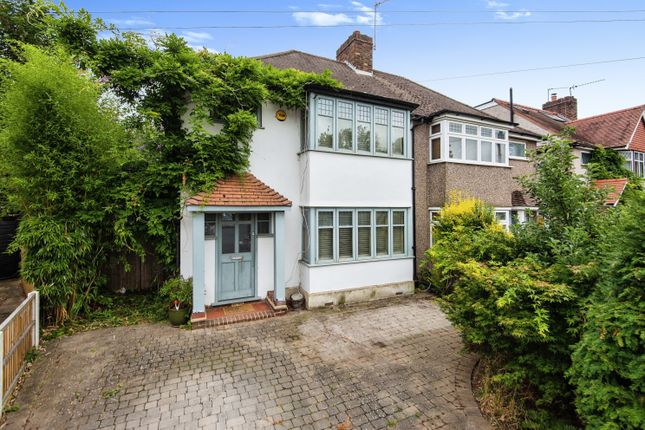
[0,291,39,412]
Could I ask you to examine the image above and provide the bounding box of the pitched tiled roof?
[186,172,292,207]
[258,50,505,122]
[568,105,645,149]
[592,178,629,206]
[493,98,568,135]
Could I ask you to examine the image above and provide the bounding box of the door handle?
[231,256,243,261]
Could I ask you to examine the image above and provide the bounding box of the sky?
[64,0,645,118]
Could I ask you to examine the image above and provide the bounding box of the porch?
[180,172,292,322]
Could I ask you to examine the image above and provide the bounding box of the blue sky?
[65,0,645,118]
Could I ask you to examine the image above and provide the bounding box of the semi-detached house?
[181,31,539,320]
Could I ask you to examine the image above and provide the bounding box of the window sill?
[509,156,528,161]
[427,159,511,168]
[299,255,413,267]
[299,148,413,161]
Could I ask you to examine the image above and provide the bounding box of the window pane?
[392,210,405,225]
[580,152,591,165]
[301,209,310,262]
[222,225,235,254]
[358,227,371,257]
[495,130,506,140]
[376,227,388,256]
[376,210,388,256]
[496,143,506,163]
[431,123,441,134]
[481,141,492,162]
[481,127,492,138]
[465,124,478,135]
[339,209,354,259]
[376,210,388,225]
[375,108,388,125]
[375,124,388,153]
[205,221,217,238]
[318,211,333,227]
[431,138,441,160]
[338,118,353,150]
[238,223,251,253]
[357,105,371,122]
[465,139,478,161]
[509,142,526,158]
[257,220,270,235]
[391,127,404,156]
[318,228,333,260]
[357,123,371,152]
[393,226,404,254]
[358,211,371,258]
[391,111,405,127]
[238,213,252,221]
[449,122,462,133]
[449,136,462,159]
[317,115,333,148]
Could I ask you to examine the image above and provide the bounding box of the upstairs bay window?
[620,151,644,178]
[304,208,409,264]
[430,119,509,166]
[313,95,409,157]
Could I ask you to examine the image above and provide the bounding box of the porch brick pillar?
[192,212,205,314]
[274,211,286,302]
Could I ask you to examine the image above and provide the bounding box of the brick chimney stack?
[542,93,578,121]
[336,31,373,73]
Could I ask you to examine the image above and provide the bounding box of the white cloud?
[292,1,382,26]
[188,45,220,54]
[486,1,509,8]
[495,10,531,20]
[293,12,353,26]
[317,3,342,9]
[181,31,213,44]
[109,17,155,27]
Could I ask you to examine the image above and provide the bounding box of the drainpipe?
[411,122,417,283]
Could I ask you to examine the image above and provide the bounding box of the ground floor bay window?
[302,208,410,264]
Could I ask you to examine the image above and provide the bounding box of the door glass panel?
[238,223,251,253]
[221,213,234,221]
[237,213,252,221]
[222,225,235,254]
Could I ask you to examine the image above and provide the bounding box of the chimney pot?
[336,31,373,73]
[543,95,578,121]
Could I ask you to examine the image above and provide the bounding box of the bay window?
[304,208,409,264]
[313,95,408,157]
[430,119,509,166]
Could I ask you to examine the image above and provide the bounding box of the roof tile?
[592,178,629,205]
[567,105,645,149]
[186,172,292,207]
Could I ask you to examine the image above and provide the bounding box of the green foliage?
[1,3,340,325]
[0,46,140,323]
[425,135,618,425]
[569,192,645,429]
[159,277,192,308]
[42,292,167,340]
[585,146,633,181]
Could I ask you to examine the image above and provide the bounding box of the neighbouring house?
[477,96,645,179]
[476,95,596,175]
[181,31,419,319]
[568,105,645,178]
[593,178,630,206]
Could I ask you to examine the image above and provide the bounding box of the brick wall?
[336,31,373,72]
[542,96,578,121]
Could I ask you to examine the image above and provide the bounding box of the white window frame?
[494,209,510,231]
[305,208,409,265]
[311,94,410,158]
[509,141,528,160]
[429,118,510,167]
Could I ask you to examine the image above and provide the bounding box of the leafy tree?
[585,146,633,181]
[569,191,645,429]
[0,46,140,323]
[0,0,50,60]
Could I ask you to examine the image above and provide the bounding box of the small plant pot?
[168,307,188,326]
[290,292,305,310]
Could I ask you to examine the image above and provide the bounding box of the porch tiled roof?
[186,172,292,207]
[592,178,629,206]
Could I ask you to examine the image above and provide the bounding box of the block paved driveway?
[7,295,488,430]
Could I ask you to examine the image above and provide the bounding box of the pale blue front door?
[218,213,255,302]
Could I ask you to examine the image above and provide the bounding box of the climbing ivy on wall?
[0,1,340,323]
